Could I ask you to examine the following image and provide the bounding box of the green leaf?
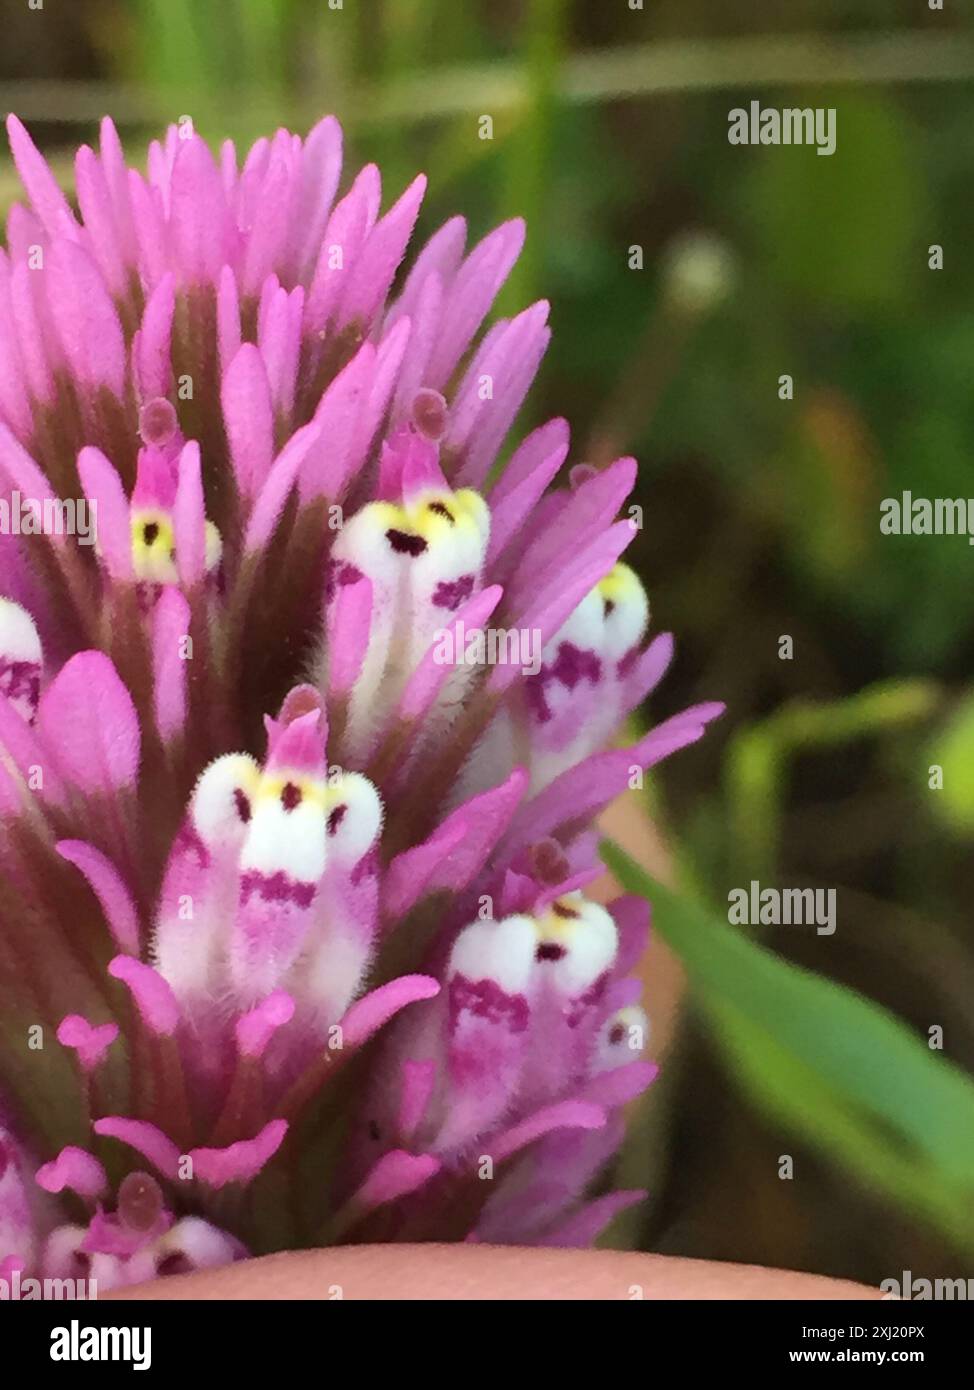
[601,840,974,1250]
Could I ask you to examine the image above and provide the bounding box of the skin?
[111,795,880,1300]
[108,1245,881,1300]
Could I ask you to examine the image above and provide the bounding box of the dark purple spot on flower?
[327,803,347,835]
[386,528,427,556]
[143,522,160,546]
[551,900,580,920]
[536,941,567,962]
[156,1252,194,1277]
[281,782,302,811]
[524,641,602,723]
[0,659,40,711]
[609,1023,626,1046]
[233,789,251,823]
[432,573,475,610]
[241,870,315,907]
[603,598,615,618]
[552,642,602,692]
[323,558,364,602]
[449,975,530,1033]
[427,501,455,525]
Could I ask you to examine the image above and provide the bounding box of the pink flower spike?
[339,975,440,1050]
[0,111,727,1263]
[235,992,296,1060]
[56,841,141,953]
[190,1119,288,1190]
[36,1146,108,1200]
[57,1015,120,1073]
[108,956,180,1036]
[93,1118,181,1179]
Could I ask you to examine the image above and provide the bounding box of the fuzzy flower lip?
[0,110,723,1284]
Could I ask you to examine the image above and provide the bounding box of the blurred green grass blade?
[601,840,974,1249]
[725,678,939,878]
[926,692,974,836]
[741,92,924,312]
[133,0,220,96]
[498,0,569,314]
[237,0,288,100]
[710,1002,974,1241]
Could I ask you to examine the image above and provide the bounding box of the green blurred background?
[4,0,974,1286]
